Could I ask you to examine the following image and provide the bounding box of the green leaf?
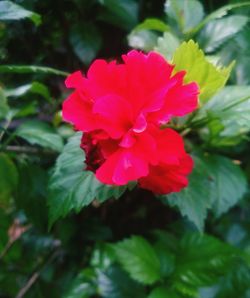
[15,163,48,228]
[153,243,175,278]
[113,236,161,285]
[0,87,9,120]
[98,0,138,31]
[149,287,180,298]
[48,133,128,226]
[197,86,250,146]
[69,24,102,65]
[132,18,169,33]
[164,0,204,33]
[0,65,68,76]
[128,30,158,52]
[155,32,180,60]
[64,269,97,298]
[198,15,248,53]
[0,0,41,25]
[205,155,247,217]
[165,155,213,231]
[164,153,247,230]
[172,233,241,295]
[4,82,50,101]
[16,120,64,152]
[192,2,250,34]
[0,153,18,207]
[173,40,234,102]
[97,266,146,298]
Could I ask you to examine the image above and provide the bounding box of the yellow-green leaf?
[173,40,234,102]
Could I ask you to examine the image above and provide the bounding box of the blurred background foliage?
[0,0,250,297]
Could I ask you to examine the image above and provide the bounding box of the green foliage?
[113,236,161,285]
[16,120,64,152]
[154,32,180,60]
[1,1,250,297]
[48,133,127,226]
[0,65,68,76]
[172,40,234,102]
[69,24,102,65]
[0,153,18,206]
[165,0,204,33]
[198,15,248,53]
[165,153,247,230]
[0,0,41,25]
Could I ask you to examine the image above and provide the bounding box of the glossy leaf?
[205,155,247,217]
[199,15,248,53]
[0,0,41,25]
[172,233,241,295]
[4,82,50,101]
[16,120,64,152]
[113,236,161,285]
[165,153,247,230]
[192,2,250,34]
[173,40,234,102]
[97,266,145,298]
[165,155,213,231]
[48,133,128,226]
[198,86,250,146]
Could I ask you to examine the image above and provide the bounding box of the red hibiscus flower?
[63,50,199,194]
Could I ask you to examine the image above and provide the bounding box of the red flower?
[63,50,199,194]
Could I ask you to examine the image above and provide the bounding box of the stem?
[0,240,14,260]
[0,118,12,142]
[3,145,56,155]
[15,250,60,298]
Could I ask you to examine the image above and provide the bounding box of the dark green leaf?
[0,153,18,207]
[0,0,41,25]
[172,233,241,295]
[205,155,247,217]
[16,120,64,152]
[113,236,161,285]
[69,24,102,65]
[98,0,138,31]
[63,269,97,298]
[15,163,48,228]
[197,86,250,146]
[149,287,180,298]
[48,133,128,226]
[165,155,213,231]
[198,15,248,53]
[192,2,250,34]
[97,266,146,298]
[165,153,247,230]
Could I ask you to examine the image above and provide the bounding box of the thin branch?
[15,250,60,298]
[3,145,56,155]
